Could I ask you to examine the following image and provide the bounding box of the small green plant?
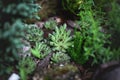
[19,57,36,80]
[44,19,57,30]
[24,24,43,43]
[31,42,51,59]
[49,24,73,52]
[51,52,70,63]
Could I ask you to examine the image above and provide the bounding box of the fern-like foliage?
[49,24,72,52]
[69,9,111,65]
[31,42,51,59]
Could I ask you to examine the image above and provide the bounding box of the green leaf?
[31,48,40,58]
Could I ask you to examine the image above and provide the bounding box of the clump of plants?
[68,0,112,65]
[22,23,72,65]
[49,24,73,52]
[28,24,72,63]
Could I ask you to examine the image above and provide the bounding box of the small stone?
[56,17,62,24]
[8,73,20,80]
[35,22,44,28]
[60,64,64,67]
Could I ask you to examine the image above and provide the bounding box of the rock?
[8,73,20,80]
[60,64,64,67]
[92,61,120,80]
[35,22,44,28]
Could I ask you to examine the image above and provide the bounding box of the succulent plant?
[51,52,70,63]
[19,57,36,75]
[24,24,43,43]
[44,19,57,30]
[49,24,73,52]
[31,42,51,59]
[19,57,36,80]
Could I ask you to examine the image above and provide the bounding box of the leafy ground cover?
[0,0,120,80]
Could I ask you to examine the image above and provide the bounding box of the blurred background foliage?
[0,0,40,77]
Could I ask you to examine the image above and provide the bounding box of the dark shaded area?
[92,61,120,80]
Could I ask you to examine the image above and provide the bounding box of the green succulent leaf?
[31,48,40,58]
